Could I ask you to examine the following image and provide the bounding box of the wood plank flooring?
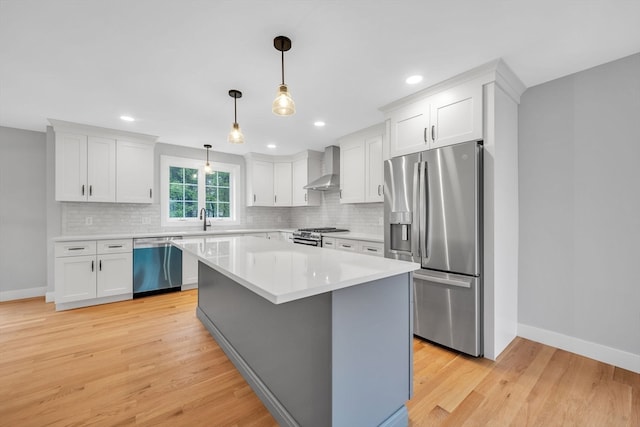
[1,291,637,426]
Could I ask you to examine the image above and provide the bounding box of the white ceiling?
[1,0,639,156]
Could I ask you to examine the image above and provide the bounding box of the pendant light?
[203,144,212,173]
[272,36,295,116]
[228,89,244,144]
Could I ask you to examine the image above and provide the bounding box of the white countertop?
[174,236,419,304]
[323,232,383,243]
[52,228,297,242]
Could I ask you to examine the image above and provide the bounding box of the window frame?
[160,155,240,227]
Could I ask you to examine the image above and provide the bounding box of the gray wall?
[518,53,640,358]
[0,126,47,298]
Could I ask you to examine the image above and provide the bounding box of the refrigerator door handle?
[414,271,472,289]
[412,162,421,258]
[419,160,428,260]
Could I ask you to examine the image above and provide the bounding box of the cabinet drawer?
[361,242,384,257]
[55,241,97,257]
[97,239,132,254]
[336,239,357,252]
[322,237,336,249]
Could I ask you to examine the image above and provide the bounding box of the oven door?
[293,237,321,247]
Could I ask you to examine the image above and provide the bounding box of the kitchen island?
[173,236,419,427]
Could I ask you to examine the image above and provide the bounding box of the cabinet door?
[116,140,154,203]
[292,157,308,206]
[55,255,97,303]
[248,160,274,206]
[389,99,430,157]
[273,162,292,206]
[340,141,365,203]
[87,136,116,202]
[55,132,88,201]
[182,251,199,286]
[97,252,132,297]
[365,135,384,202]
[430,81,483,149]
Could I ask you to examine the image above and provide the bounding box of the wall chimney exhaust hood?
[304,146,340,191]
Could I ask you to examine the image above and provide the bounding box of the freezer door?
[384,153,421,262]
[421,141,481,275]
[413,269,481,356]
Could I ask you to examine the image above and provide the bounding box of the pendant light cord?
[234,96,237,124]
[281,49,285,85]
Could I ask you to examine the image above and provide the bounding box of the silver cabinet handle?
[68,247,84,251]
[99,260,102,271]
[149,188,152,198]
[377,184,382,196]
[423,127,427,143]
[274,195,277,203]
[81,185,85,196]
[339,190,343,199]
[107,245,123,249]
[89,185,93,196]
[304,193,308,202]
[431,125,435,141]
[253,194,256,203]
[91,260,94,272]
[366,248,377,252]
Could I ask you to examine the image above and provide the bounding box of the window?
[161,156,240,226]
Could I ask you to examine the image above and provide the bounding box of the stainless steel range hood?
[304,146,340,191]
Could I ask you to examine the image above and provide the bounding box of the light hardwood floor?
[1,290,637,426]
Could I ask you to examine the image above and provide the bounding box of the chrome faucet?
[199,207,210,231]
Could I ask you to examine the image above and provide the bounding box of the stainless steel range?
[292,227,349,247]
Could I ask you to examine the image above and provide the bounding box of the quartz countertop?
[174,236,419,304]
[323,232,383,243]
[52,228,297,242]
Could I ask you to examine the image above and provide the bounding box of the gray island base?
[197,262,413,427]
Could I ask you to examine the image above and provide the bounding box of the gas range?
[292,227,349,247]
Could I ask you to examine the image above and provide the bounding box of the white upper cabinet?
[430,80,483,149]
[339,139,365,203]
[55,133,116,202]
[116,140,154,203]
[55,132,88,202]
[388,98,430,157]
[273,162,292,206]
[50,120,157,203]
[339,123,384,204]
[365,135,384,202]
[292,151,322,207]
[246,156,274,206]
[246,151,322,207]
[86,136,116,202]
[383,78,484,157]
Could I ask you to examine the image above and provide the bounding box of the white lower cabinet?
[55,239,132,310]
[322,237,383,257]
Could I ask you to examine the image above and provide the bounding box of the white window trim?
[160,155,240,227]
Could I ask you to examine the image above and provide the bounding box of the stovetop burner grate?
[296,227,349,233]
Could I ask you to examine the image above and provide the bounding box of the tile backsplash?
[61,192,382,236]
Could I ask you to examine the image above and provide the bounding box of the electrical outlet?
[85,216,93,226]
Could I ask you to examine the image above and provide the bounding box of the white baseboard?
[0,286,46,302]
[518,323,640,374]
[45,291,55,303]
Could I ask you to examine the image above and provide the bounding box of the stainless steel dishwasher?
[133,236,183,297]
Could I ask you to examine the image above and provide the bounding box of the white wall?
[518,52,640,372]
[0,126,47,300]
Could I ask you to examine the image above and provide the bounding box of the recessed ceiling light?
[405,75,423,85]
[314,121,325,127]
[267,144,277,149]
[120,115,135,122]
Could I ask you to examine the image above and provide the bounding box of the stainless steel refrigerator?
[384,140,482,356]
